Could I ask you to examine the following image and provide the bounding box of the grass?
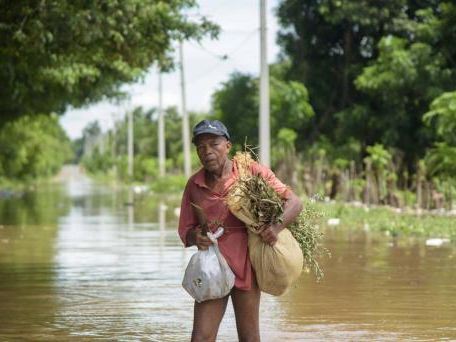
[84,168,187,194]
[316,201,456,239]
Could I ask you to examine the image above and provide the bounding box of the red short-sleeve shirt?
[178,159,290,290]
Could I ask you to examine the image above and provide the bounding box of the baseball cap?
[192,120,231,143]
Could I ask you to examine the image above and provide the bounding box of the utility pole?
[110,113,118,176]
[158,72,166,177]
[179,40,192,178]
[127,108,134,179]
[259,0,270,167]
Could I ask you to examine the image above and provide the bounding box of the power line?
[188,41,228,61]
[186,29,258,85]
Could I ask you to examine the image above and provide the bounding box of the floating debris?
[425,238,450,247]
[327,218,340,226]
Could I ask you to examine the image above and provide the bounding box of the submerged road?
[0,166,455,341]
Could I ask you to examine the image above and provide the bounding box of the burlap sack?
[247,228,303,296]
[226,152,304,296]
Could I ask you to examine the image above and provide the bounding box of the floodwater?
[0,166,455,341]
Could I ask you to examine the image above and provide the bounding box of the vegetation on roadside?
[0,114,73,186]
[318,201,456,239]
[78,107,204,186]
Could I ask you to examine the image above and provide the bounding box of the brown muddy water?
[0,167,455,341]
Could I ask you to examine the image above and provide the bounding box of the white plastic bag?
[182,228,235,303]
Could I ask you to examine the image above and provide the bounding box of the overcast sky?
[60,0,282,139]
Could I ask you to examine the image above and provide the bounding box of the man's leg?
[191,296,229,342]
[231,280,261,342]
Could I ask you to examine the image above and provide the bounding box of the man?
[178,119,302,342]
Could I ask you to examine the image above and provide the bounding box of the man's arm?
[260,191,302,246]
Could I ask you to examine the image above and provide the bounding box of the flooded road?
[1,167,455,341]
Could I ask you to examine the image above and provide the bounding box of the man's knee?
[191,329,218,342]
[238,331,260,342]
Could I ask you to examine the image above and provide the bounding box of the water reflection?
[0,170,455,341]
[275,232,456,340]
[0,184,70,226]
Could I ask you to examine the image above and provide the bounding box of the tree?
[423,91,456,146]
[276,0,408,140]
[353,3,456,169]
[423,91,456,208]
[212,68,314,150]
[0,114,73,180]
[212,72,259,147]
[0,0,218,123]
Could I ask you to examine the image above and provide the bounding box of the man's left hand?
[259,224,282,246]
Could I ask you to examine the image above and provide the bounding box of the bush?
[150,174,187,193]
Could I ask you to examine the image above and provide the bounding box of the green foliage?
[319,202,456,239]
[80,105,205,182]
[288,201,328,281]
[212,72,259,146]
[423,91,456,145]
[364,144,392,173]
[134,156,158,182]
[402,190,416,208]
[82,147,113,174]
[0,114,73,181]
[115,155,129,181]
[305,135,361,165]
[276,0,407,139]
[352,3,456,166]
[277,128,297,150]
[424,143,456,179]
[270,78,314,141]
[212,69,314,150]
[423,91,456,182]
[150,174,187,193]
[0,184,71,225]
[0,0,218,123]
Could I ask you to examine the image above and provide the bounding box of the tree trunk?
[364,160,372,206]
[342,28,352,108]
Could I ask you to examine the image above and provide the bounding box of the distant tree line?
[78,107,205,189]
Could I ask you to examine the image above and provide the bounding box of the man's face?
[195,134,231,174]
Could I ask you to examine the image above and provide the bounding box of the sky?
[60,0,282,140]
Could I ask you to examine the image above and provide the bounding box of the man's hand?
[187,227,213,250]
[260,224,282,246]
[195,228,213,250]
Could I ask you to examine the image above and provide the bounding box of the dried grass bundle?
[226,151,327,280]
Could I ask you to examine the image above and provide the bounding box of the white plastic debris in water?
[327,218,341,226]
[133,185,149,194]
[425,238,450,247]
